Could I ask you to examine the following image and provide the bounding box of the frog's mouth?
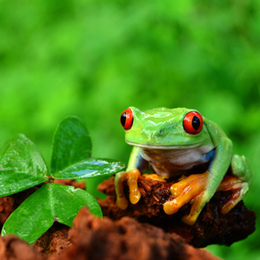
[126,141,206,150]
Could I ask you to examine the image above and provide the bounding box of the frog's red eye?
[120,108,133,130]
[183,111,203,134]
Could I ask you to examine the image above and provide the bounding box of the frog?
[115,107,252,225]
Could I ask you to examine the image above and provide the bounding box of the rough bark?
[98,176,256,247]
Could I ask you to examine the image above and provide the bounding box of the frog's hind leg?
[217,154,252,214]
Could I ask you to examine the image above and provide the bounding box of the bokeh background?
[0,0,259,259]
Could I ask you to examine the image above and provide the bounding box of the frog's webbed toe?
[115,171,129,210]
[216,154,252,214]
[115,169,141,209]
[217,175,249,214]
[143,173,167,182]
[127,169,142,204]
[163,171,211,225]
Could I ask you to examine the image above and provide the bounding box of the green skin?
[116,107,252,225]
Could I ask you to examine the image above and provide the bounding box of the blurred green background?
[0,0,259,259]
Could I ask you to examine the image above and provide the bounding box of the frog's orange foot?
[128,169,142,204]
[116,169,141,210]
[143,173,167,182]
[217,175,249,214]
[163,171,210,225]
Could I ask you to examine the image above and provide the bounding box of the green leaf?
[50,183,102,226]
[0,134,48,196]
[2,183,102,244]
[0,134,48,177]
[0,170,47,196]
[53,158,125,180]
[1,184,53,245]
[51,116,92,174]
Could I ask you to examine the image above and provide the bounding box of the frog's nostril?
[159,129,163,135]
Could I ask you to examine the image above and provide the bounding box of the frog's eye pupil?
[120,112,127,126]
[120,108,133,130]
[192,116,200,130]
[183,111,203,134]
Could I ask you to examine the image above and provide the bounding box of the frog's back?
[144,107,190,117]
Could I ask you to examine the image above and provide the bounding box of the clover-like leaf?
[2,183,102,244]
[0,116,124,245]
[0,134,48,196]
[51,116,92,174]
[50,183,102,226]
[0,170,47,197]
[53,158,125,180]
[1,184,53,245]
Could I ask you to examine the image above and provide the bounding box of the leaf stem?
[48,177,54,183]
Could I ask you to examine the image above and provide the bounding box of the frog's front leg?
[163,171,213,225]
[115,147,147,209]
[115,169,141,209]
[217,154,252,214]
[164,137,233,225]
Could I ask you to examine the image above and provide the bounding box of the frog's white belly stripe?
[140,145,215,177]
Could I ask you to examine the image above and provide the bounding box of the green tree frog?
[115,107,252,225]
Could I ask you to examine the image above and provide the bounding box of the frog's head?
[120,107,212,149]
